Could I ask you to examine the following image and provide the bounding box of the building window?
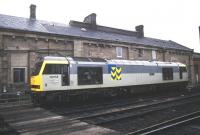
[116,47,122,58]
[152,50,157,60]
[13,68,25,83]
[162,68,173,80]
[138,48,144,57]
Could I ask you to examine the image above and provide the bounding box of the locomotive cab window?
[43,64,69,86]
[162,68,173,80]
[32,61,43,76]
[78,67,103,85]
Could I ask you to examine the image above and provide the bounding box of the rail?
[126,110,200,135]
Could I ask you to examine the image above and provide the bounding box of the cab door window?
[43,64,62,74]
[43,64,69,85]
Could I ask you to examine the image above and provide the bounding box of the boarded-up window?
[116,47,122,58]
[152,50,156,60]
[138,49,144,57]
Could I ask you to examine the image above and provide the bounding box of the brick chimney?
[83,13,97,29]
[135,25,144,38]
[30,4,36,20]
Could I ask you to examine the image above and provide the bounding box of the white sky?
[0,0,200,52]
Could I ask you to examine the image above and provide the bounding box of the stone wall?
[165,51,190,65]
[194,60,200,84]
[81,41,191,64]
[0,30,195,91]
[74,40,83,57]
[0,32,74,91]
[82,42,128,59]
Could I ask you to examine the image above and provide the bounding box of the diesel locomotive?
[31,56,188,104]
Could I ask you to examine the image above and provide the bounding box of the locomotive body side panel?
[31,56,188,92]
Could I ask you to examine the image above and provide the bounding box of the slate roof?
[0,14,192,51]
[193,53,200,60]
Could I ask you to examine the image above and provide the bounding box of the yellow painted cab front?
[31,61,44,92]
[31,58,69,92]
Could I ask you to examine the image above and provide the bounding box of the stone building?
[0,4,194,92]
[193,53,200,85]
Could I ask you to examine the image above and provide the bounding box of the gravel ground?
[0,87,199,135]
[99,99,200,134]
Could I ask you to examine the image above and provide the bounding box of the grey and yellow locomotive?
[31,56,188,104]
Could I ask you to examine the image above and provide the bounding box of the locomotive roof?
[107,59,186,67]
[67,57,186,67]
[42,56,186,67]
[43,56,67,61]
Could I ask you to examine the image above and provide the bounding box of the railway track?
[44,89,183,114]
[75,93,200,123]
[68,94,200,124]
[127,110,200,135]
[0,90,200,135]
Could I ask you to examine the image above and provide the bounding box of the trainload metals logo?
[108,65,122,80]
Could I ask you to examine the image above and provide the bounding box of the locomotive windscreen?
[32,61,43,76]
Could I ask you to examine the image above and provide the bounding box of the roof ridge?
[69,20,138,36]
[0,13,192,52]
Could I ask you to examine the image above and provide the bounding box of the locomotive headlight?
[31,85,40,89]
[31,75,43,91]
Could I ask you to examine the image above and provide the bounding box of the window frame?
[32,61,43,76]
[152,50,157,60]
[138,48,144,57]
[162,67,173,80]
[77,66,103,85]
[116,47,123,58]
[12,67,27,83]
[42,64,68,75]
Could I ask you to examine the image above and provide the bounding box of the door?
[42,64,69,91]
[61,64,69,86]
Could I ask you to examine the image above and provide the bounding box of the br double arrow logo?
[111,66,122,80]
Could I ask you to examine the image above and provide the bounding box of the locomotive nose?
[31,76,35,84]
[31,76,41,90]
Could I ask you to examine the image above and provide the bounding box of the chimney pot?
[30,4,36,20]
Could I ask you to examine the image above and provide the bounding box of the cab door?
[61,64,69,86]
[42,64,69,91]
